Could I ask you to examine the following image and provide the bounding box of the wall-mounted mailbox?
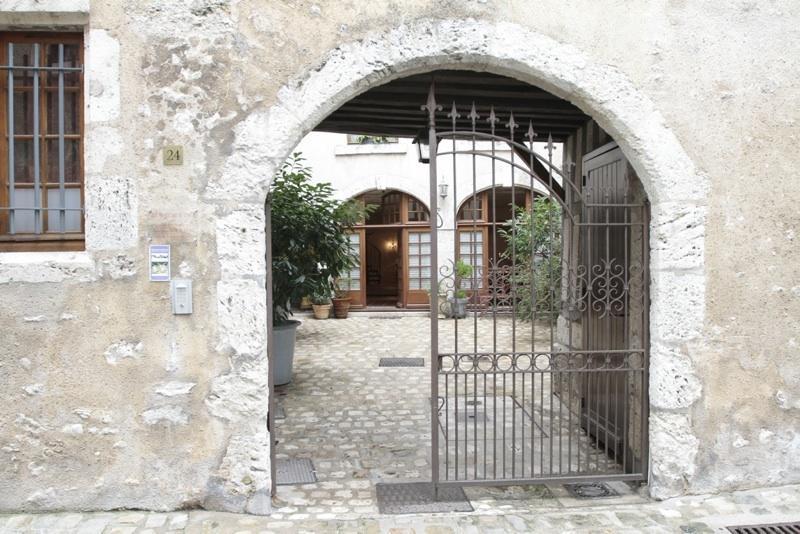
[171,279,192,315]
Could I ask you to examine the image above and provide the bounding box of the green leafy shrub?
[498,197,562,322]
[270,153,371,324]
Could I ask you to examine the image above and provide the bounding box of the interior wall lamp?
[439,182,448,200]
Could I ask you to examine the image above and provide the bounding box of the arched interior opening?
[269,68,652,510]
[343,189,431,308]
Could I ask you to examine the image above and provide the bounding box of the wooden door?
[403,228,431,307]
[580,142,630,458]
[342,229,366,307]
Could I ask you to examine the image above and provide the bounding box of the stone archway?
[209,18,708,512]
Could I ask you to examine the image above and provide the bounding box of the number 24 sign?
[163,145,184,166]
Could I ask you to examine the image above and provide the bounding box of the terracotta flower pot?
[332,297,351,318]
[299,295,312,310]
[312,303,331,319]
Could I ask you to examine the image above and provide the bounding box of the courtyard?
[274,314,638,518]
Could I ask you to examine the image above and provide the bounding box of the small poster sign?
[149,244,171,282]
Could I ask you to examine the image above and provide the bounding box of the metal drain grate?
[375,482,473,514]
[564,482,619,499]
[379,357,424,367]
[275,458,317,485]
[727,523,800,534]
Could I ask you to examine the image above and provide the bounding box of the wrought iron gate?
[425,85,649,488]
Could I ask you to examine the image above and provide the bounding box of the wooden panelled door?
[581,143,634,458]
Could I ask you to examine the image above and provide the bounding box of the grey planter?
[448,297,468,319]
[273,320,300,386]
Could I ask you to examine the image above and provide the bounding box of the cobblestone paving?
[276,314,614,516]
[3,316,799,532]
[2,484,800,532]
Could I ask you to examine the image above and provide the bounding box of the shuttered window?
[0,32,84,251]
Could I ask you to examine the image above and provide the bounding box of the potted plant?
[332,280,352,319]
[270,153,372,384]
[311,287,332,319]
[448,259,474,319]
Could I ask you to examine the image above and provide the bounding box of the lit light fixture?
[439,182,448,200]
[413,131,430,164]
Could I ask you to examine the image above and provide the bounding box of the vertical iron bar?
[7,43,15,234]
[488,108,498,481]
[445,373,449,479]
[622,174,630,474]
[483,367,487,478]
[58,44,66,232]
[526,124,536,478]
[566,163,575,475]
[425,83,441,495]
[469,105,478,481]
[508,113,517,479]
[604,180,611,474]
[32,44,41,234]
[642,202,650,475]
[547,136,555,476]
[265,198,276,498]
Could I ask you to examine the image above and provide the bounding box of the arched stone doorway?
[213,19,708,513]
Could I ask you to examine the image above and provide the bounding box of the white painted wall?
[295,132,563,275]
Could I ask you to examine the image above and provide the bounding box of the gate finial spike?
[468,102,480,126]
[421,81,442,126]
[447,101,461,121]
[486,106,499,128]
[505,111,517,132]
[525,120,537,144]
[546,133,554,157]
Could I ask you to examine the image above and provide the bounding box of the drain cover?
[564,482,618,499]
[727,523,800,534]
[375,482,473,514]
[276,458,317,485]
[379,357,424,367]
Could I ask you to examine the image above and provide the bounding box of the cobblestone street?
[3,315,800,532]
[2,483,800,532]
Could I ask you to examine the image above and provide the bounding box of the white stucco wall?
[295,132,561,273]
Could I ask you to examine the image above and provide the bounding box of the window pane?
[11,188,36,233]
[46,188,81,232]
[46,90,79,135]
[46,43,81,87]
[12,90,35,135]
[11,44,36,87]
[13,139,34,183]
[46,139,80,183]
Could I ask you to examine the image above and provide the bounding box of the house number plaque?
[163,145,184,165]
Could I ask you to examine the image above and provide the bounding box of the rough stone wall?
[0,0,797,514]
